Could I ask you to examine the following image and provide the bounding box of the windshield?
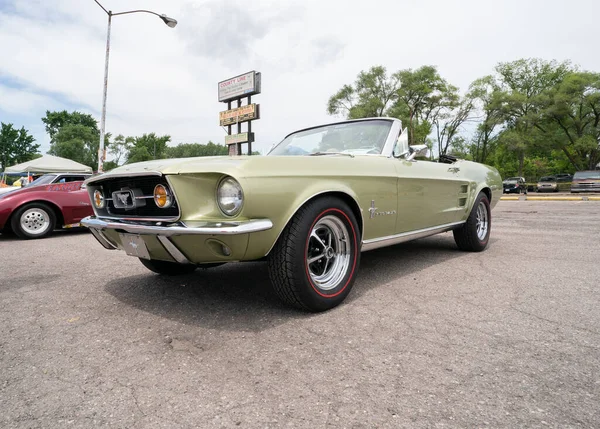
[504,180,518,184]
[268,120,393,156]
[27,174,57,187]
[539,176,555,182]
[574,171,600,180]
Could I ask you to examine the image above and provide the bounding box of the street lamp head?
[160,14,177,28]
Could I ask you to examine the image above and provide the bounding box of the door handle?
[448,167,460,173]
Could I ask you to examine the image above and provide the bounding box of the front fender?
[241,178,362,260]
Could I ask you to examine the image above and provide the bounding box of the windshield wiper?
[309,152,354,158]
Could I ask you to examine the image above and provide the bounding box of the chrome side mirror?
[406,144,429,161]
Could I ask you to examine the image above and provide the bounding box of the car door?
[393,158,470,234]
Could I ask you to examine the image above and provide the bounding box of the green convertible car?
[82,118,501,312]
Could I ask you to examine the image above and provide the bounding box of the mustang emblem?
[112,189,136,209]
[369,200,378,219]
[117,193,130,205]
[369,199,396,219]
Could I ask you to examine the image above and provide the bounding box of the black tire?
[453,192,491,252]
[11,202,56,239]
[139,258,197,275]
[267,197,361,312]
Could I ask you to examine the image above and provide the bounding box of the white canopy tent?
[4,155,93,174]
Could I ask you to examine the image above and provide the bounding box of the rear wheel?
[11,203,56,239]
[268,197,361,312]
[139,258,197,275]
[453,192,491,252]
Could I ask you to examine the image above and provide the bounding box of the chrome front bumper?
[81,216,273,236]
[81,216,273,263]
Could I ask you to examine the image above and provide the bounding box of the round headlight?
[154,184,173,209]
[93,189,105,209]
[217,177,243,216]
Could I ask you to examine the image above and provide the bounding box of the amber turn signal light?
[93,190,105,209]
[154,184,172,209]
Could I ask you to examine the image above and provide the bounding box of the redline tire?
[268,197,361,312]
[453,192,491,252]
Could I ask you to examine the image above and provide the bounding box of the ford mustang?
[82,118,502,311]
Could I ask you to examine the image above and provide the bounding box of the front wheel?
[268,197,361,312]
[11,202,56,239]
[139,258,197,275]
[453,192,491,252]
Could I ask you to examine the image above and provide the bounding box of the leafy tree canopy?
[47,124,101,169]
[126,133,171,164]
[165,142,228,158]
[0,123,40,171]
[42,110,99,142]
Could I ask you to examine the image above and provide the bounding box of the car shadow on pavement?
[0,228,89,241]
[104,232,483,332]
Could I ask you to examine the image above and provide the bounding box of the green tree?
[327,65,461,152]
[48,124,101,169]
[466,75,507,164]
[42,110,99,142]
[494,58,574,175]
[540,71,600,170]
[389,65,459,148]
[165,142,228,158]
[108,134,134,166]
[126,133,171,164]
[0,123,40,171]
[327,66,400,118]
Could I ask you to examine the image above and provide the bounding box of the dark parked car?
[571,171,600,193]
[503,177,527,194]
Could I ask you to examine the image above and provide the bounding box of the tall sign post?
[218,71,261,155]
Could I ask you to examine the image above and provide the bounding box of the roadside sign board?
[225,132,254,145]
[219,104,260,126]
[218,71,261,103]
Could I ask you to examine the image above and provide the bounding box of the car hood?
[89,156,497,185]
[90,155,392,180]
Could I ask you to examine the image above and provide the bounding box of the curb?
[500,196,599,201]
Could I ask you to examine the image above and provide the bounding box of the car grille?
[573,182,600,189]
[89,175,180,220]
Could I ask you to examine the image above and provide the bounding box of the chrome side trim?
[157,236,191,264]
[85,171,162,185]
[361,221,465,252]
[89,228,118,249]
[81,216,273,236]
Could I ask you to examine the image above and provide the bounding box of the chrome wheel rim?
[306,215,351,291]
[476,202,489,241]
[20,208,50,235]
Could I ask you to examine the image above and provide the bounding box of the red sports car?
[0,174,93,239]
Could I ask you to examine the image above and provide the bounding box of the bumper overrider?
[82,216,273,264]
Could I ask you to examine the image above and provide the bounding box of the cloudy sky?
[0,0,599,156]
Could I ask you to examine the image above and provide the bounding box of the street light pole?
[98,10,112,174]
[92,0,177,173]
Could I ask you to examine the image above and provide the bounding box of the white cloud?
[1,0,599,155]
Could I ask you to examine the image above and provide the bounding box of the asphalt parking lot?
[1,201,599,428]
